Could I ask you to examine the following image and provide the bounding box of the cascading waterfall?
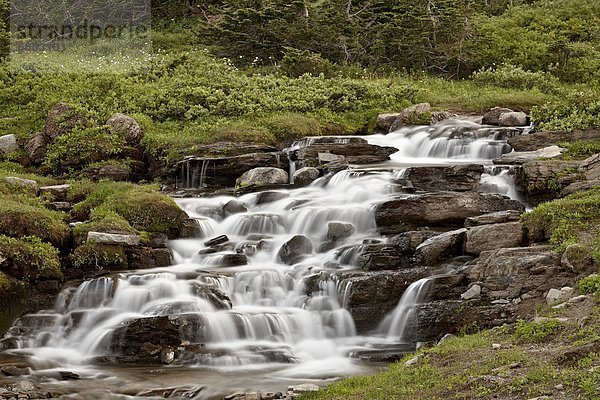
[0,120,527,396]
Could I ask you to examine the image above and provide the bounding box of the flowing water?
[0,121,526,398]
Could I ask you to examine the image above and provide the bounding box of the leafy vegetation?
[0,235,61,280]
[513,319,562,343]
[579,275,600,296]
[521,188,600,259]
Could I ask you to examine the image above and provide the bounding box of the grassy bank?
[304,299,600,400]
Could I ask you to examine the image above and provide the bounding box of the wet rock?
[58,371,80,380]
[236,167,289,188]
[546,287,574,304]
[468,246,563,300]
[45,103,87,140]
[188,281,232,310]
[465,222,524,255]
[482,107,514,126]
[376,112,404,132]
[204,235,229,247]
[561,244,595,273]
[327,222,355,242]
[0,134,18,156]
[4,176,38,194]
[278,235,313,265]
[317,152,348,173]
[214,253,248,267]
[376,192,524,229]
[174,151,289,188]
[292,167,320,186]
[465,210,522,227]
[223,200,248,215]
[256,191,288,204]
[414,229,467,266]
[493,145,564,165]
[498,111,528,127]
[291,140,397,168]
[148,233,168,248]
[390,231,439,254]
[107,113,144,146]
[508,128,600,152]
[24,132,48,164]
[404,164,484,192]
[461,284,482,300]
[1,366,30,377]
[39,184,71,202]
[180,219,202,239]
[109,314,207,362]
[357,244,410,271]
[339,269,428,332]
[388,103,432,131]
[87,232,140,246]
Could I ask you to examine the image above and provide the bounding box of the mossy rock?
[109,190,188,239]
[73,210,137,246]
[0,194,70,247]
[71,243,128,270]
[0,235,62,280]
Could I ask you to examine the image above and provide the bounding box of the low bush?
[472,64,560,93]
[513,319,562,343]
[0,235,61,280]
[71,243,127,270]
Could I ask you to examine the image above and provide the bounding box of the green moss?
[0,193,70,247]
[0,271,10,291]
[0,235,61,280]
[71,243,127,270]
[71,181,187,238]
[559,139,600,161]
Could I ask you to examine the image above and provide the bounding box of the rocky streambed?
[1,115,599,399]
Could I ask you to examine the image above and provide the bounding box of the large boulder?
[375,192,525,229]
[84,163,131,182]
[24,132,49,164]
[335,269,428,333]
[0,134,18,156]
[414,229,467,266]
[560,180,600,197]
[290,138,397,168]
[467,246,568,300]
[277,235,313,265]
[236,167,288,188]
[108,314,207,362]
[388,103,432,132]
[482,107,514,126]
[403,165,484,192]
[508,129,600,152]
[521,160,581,202]
[188,281,233,310]
[292,167,320,186]
[498,112,528,127]
[107,113,144,146]
[327,222,355,242]
[45,103,87,140]
[465,222,525,255]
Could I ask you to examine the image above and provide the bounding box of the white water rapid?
[0,120,526,397]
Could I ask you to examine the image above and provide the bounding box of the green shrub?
[531,91,600,131]
[0,235,61,280]
[578,275,600,295]
[513,319,562,343]
[44,125,127,173]
[471,64,560,93]
[521,188,600,255]
[559,140,600,161]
